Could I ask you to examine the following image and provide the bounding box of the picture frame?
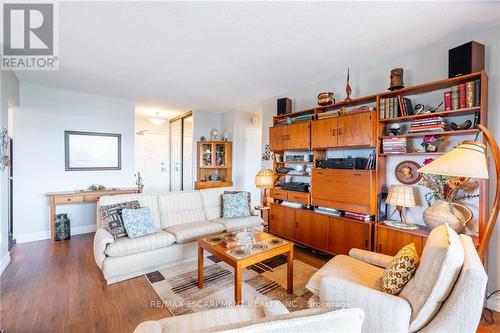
[64,131,121,171]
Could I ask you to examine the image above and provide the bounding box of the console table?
[45,187,140,242]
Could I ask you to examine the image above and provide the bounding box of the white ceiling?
[15,1,500,113]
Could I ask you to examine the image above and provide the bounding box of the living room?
[1,2,500,332]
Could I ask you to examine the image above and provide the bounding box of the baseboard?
[0,253,11,275]
[486,294,500,312]
[15,224,97,243]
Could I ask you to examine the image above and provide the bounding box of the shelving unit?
[378,128,480,139]
[195,141,233,190]
[378,106,480,124]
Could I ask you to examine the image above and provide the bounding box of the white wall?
[0,70,19,274]
[221,110,262,206]
[258,24,500,307]
[13,82,136,242]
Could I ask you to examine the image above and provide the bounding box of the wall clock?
[395,160,422,185]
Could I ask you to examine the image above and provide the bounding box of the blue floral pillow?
[122,207,157,239]
[223,192,251,219]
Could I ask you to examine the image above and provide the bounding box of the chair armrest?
[319,275,411,333]
[93,228,114,269]
[134,321,162,333]
[348,248,394,268]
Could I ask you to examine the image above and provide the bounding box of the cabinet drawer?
[270,188,288,200]
[286,191,309,205]
[54,196,84,204]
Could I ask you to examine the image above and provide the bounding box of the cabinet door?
[286,122,310,150]
[375,226,424,256]
[329,217,371,255]
[269,203,295,239]
[295,210,329,251]
[337,112,372,147]
[311,118,338,148]
[269,126,286,151]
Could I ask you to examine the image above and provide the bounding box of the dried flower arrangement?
[419,174,479,206]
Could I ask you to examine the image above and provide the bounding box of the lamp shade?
[255,169,275,189]
[386,185,416,208]
[418,141,489,179]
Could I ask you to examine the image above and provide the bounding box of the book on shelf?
[379,97,412,119]
[382,137,407,153]
[473,111,480,127]
[444,91,452,111]
[466,81,474,108]
[474,79,480,106]
[451,85,459,110]
[384,98,390,119]
[459,83,466,109]
[318,110,339,120]
[344,211,373,222]
[379,100,385,119]
[409,116,445,133]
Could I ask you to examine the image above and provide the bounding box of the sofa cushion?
[200,187,234,220]
[399,224,464,332]
[382,243,419,295]
[306,254,385,296]
[158,191,207,228]
[100,200,141,239]
[99,193,161,230]
[122,208,157,239]
[222,192,252,219]
[105,231,176,257]
[165,221,225,244]
[211,216,263,232]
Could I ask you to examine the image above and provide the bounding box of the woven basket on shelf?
[423,200,473,233]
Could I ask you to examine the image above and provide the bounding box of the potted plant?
[419,160,477,233]
[421,135,443,152]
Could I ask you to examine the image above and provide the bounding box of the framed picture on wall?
[64,131,121,171]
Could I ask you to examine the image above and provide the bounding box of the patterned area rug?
[146,255,317,316]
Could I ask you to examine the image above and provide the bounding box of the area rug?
[145,255,317,316]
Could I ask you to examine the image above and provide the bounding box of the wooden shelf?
[378,152,445,157]
[276,173,311,177]
[378,107,480,124]
[379,71,483,97]
[379,128,479,139]
[275,161,314,164]
[316,94,378,111]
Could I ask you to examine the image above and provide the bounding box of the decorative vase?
[317,92,335,106]
[423,200,473,233]
[55,213,71,241]
[424,143,438,152]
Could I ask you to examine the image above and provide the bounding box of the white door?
[137,132,168,192]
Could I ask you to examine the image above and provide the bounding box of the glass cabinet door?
[215,144,226,166]
[201,143,213,167]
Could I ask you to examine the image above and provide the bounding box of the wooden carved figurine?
[345,68,352,102]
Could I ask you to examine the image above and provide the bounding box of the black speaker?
[277,98,292,115]
[448,41,484,78]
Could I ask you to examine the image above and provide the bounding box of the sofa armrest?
[251,209,260,216]
[93,228,114,269]
[263,300,290,316]
[134,321,162,333]
[348,248,394,268]
[319,275,411,333]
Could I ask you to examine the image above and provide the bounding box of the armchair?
[307,224,487,333]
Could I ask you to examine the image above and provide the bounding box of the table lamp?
[255,169,275,208]
[418,124,499,261]
[385,185,418,230]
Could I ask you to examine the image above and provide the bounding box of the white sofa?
[93,187,263,284]
[134,301,365,333]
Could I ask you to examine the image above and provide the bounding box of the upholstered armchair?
[306,224,487,333]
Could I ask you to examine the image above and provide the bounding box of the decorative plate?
[395,160,422,185]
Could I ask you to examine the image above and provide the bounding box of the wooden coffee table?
[198,230,294,304]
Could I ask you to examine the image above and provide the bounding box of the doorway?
[135,130,169,192]
[170,112,193,191]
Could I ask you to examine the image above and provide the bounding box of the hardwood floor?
[0,233,497,332]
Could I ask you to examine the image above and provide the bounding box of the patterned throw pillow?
[222,191,252,216]
[100,201,141,239]
[382,243,419,295]
[222,192,252,219]
[122,207,157,239]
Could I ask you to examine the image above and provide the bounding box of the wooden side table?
[45,187,140,242]
[254,205,270,232]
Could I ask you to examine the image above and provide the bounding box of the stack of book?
[314,207,342,216]
[409,116,446,133]
[379,96,413,119]
[382,138,407,154]
[349,105,375,114]
[317,110,339,120]
[444,79,480,111]
[344,211,373,222]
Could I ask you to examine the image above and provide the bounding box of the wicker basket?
[423,200,473,233]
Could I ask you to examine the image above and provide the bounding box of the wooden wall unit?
[311,169,376,215]
[375,224,427,256]
[270,187,310,205]
[269,121,311,151]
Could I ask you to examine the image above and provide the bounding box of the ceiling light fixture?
[148,112,166,125]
